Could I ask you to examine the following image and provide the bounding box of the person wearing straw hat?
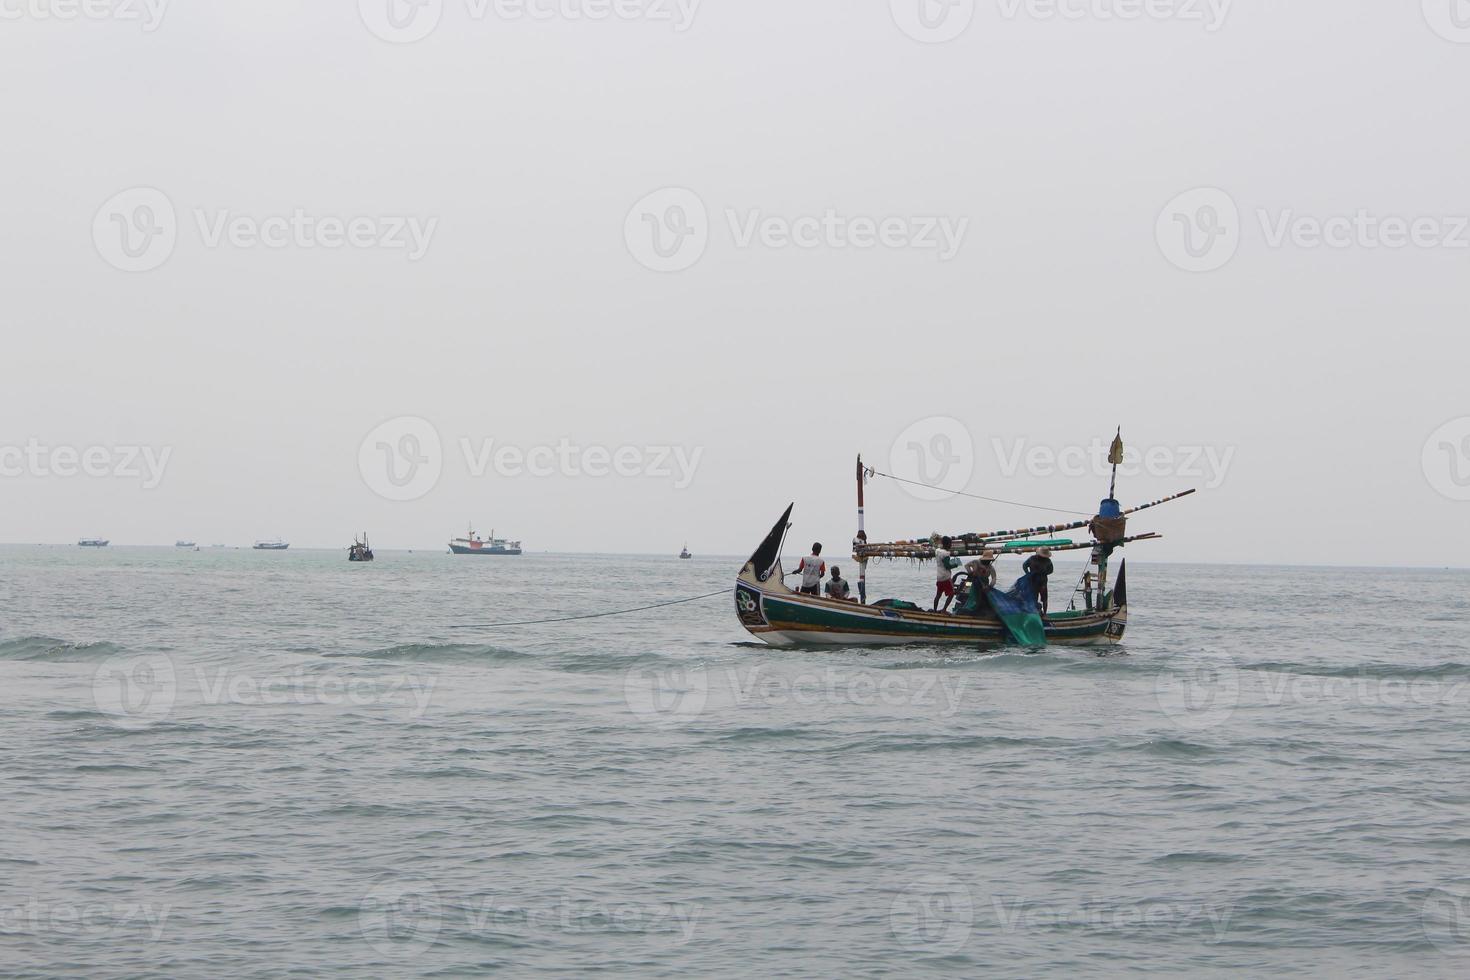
[960,549,998,617]
[1023,546,1055,614]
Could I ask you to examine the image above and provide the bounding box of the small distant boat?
[78,538,109,548]
[448,526,521,556]
[175,540,196,548]
[348,532,374,562]
[679,543,692,559]
[253,539,290,551]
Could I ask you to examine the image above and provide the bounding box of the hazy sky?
[3,1,1468,564]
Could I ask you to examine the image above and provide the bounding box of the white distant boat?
[253,539,290,551]
[78,538,109,548]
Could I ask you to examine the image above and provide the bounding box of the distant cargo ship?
[253,539,290,551]
[175,540,196,548]
[448,527,521,556]
[78,538,109,548]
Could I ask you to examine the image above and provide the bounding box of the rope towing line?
[450,589,727,630]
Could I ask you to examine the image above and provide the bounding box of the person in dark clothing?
[1023,546,1055,614]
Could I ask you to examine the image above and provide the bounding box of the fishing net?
[984,574,1047,647]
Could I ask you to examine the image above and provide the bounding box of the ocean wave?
[0,636,126,661]
[1247,660,1470,680]
[342,643,536,665]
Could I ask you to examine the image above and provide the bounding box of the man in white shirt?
[932,535,958,612]
[786,542,825,595]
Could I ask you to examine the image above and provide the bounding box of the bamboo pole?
[855,532,1162,561]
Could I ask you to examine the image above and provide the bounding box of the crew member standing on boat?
[787,542,825,595]
[933,536,958,613]
[1024,546,1055,614]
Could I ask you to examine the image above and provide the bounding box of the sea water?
[2,546,1469,977]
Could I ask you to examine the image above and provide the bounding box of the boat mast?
[1097,428,1124,607]
[855,453,868,604]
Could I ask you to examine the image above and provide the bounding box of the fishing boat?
[448,527,522,556]
[348,533,374,562]
[175,540,196,548]
[78,538,109,548]
[253,539,290,551]
[679,544,692,560]
[733,431,1193,648]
